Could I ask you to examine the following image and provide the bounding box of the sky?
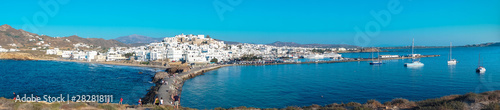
[1,0,499,47]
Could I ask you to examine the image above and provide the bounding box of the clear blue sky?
[1,0,499,46]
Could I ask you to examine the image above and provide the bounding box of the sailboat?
[447,42,457,65]
[404,38,424,67]
[370,49,383,65]
[476,53,486,73]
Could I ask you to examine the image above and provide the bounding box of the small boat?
[405,60,424,67]
[370,50,383,65]
[476,53,486,73]
[405,38,424,67]
[447,42,457,65]
[305,54,324,59]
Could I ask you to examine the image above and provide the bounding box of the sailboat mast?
[371,51,374,61]
[377,49,380,61]
[478,53,481,67]
[449,42,452,60]
[412,38,414,57]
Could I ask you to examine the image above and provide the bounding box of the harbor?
[141,53,441,106]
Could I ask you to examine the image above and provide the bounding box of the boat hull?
[405,62,424,67]
[476,68,486,73]
[370,62,383,65]
[447,60,457,65]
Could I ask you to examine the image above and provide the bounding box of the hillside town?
[3,34,350,64]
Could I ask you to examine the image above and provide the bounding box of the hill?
[463,42,500,47]
[0,24,128,49]
[114,34,163,44]
[267,41,359,48]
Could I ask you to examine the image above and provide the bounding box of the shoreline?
[44,59,170,69]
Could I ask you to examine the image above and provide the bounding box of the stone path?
[156,64,225,106]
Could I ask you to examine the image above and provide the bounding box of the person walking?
[155,97,160,106]
[13,92,16,100]
[160,97,164,105]
[172,93,180,109]
[119,97,123,105]
[138,99,142,106]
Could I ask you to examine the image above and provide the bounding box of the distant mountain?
[463,42,500,47]
[114,34,163,44]
[267,41,359,48]
[0,24,128,49]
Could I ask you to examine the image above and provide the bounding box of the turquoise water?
[181,46,500,109]
[0,60,156,105]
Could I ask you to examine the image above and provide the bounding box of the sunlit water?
[181,46,500,109]
[0,60,156,105]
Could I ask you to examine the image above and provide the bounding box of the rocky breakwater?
[149,64,228,106]
[141,71,169,104]
[141,65,191,104]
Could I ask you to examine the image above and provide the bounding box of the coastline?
[45,59,170,69]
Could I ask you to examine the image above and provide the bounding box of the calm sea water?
[181,46,500,109]
[0,60,156,105]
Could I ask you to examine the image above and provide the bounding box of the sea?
[0,60,157,105]
[180,46,500,109]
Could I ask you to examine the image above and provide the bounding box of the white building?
[167,48,184,62]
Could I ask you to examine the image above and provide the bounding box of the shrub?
[303,104,321,109]
[442,101,466,110]
[346,102,362,107]
[463,92,487,102]
[0,98,15,108]
[322,106,346,110]
[281,106,302,110]
[364,99,383,108]
[353,106,372,110]
[98,104,117,110]
[214,107,227,110]
[482,102,500,110]
[391,98,409,106]
[50,103,62,109]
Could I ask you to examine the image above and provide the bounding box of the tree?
[210,58,218,63]
[124,52,135,59]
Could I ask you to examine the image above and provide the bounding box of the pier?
[149,65,227,106]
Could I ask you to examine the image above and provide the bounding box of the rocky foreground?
[2,91,500,110]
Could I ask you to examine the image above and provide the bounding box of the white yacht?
[305,54,324,59]
[447,42,457,65]
[476,53,486,73]
[404,38,424,67]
